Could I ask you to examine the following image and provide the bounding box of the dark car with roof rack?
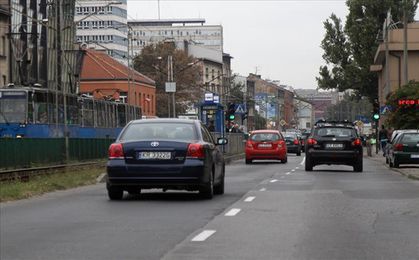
[305,120,363,172]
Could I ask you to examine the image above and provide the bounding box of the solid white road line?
[270,179,278,183]
[225,208,241,216]
[191,230,216,242]
[259,188,267,191]
[244,196,255,202]
[286,172,291,175]
[300,157,306,165]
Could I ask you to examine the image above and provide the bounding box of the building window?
[205,68,209,80]
[211,69,215,80]
[0,36,5,56]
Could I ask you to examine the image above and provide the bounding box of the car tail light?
[246,141,253,148]
[307,138,317,145]
[394,143,404,151]
[109,143,124,159]
[293,139,299,145]
[278,140,285,148]
[351,138,362,146]
[187,143,205,159]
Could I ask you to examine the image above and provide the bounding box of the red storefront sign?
[398,99,419,106]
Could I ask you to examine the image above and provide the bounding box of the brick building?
[80,49,156,116]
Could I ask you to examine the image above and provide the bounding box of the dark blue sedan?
[106,119,228,200]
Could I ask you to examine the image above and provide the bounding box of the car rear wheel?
[281,157,287,164]
[393,158,400,168]
[305,156,313,171]
[353,157,363,172]
[297,151,301,156]
[199,174,214,199]
[245,159,252,164]
[214,167,225,195]
[107,186,123,200]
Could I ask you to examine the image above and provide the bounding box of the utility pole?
[127,30,131,105]
[167,55,174,118]
[403,0,409,85]
[385,10,391,97]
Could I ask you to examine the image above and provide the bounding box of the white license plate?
[325,143,343,149]
[138,151,172,160]
[258,144,272,148]
[411,154,419,158]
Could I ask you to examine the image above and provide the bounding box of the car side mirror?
[217,138,228,145]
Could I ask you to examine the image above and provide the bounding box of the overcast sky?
[127,0,418,89]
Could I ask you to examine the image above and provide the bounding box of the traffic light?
[372,100,380,121]
[226,103,235,121]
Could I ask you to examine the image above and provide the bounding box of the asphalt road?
[1,155,419,260]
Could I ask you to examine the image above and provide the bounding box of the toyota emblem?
[150,141,159,147]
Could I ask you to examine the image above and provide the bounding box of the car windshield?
[401,133,419,143]
[120,122,198,141]
[250,133,280,141]
[315,127,356,138]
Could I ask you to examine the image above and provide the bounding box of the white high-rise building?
[127,18,223,56]
[75,0,128,63]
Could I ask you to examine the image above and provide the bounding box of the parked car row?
[385,129,419,168]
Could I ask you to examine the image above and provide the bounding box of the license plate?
[411,154,419,158]
[138,151,172,160]
[258,143,272,148]
[286,142,291,145]
[325,143,343,149]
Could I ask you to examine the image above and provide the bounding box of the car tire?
[281,157,287,164]
[393,158,400,168]
[245,159,252,164]
[107,186,123,200]
[354,157,363,172]
[214,166,225,195]
[385,157,389,164]
[297,151,301,156]
[305,156,313,171]
[199,173,214,199]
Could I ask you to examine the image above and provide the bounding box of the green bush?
[386,82,419,129]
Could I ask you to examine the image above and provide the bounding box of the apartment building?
[128,18,223,56]
[75,0,128,64]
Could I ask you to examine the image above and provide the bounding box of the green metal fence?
[0,138,114,169]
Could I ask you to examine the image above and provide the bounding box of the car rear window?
[250,133,281,141]
[284,134,297,140]
[120,122,198,141]
[401,133,419,143]
[315,127,356,138]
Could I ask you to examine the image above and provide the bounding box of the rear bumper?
[394,153,419,164]
[308,149,361,164]
[286,145,300,153]
[246,148,286,160]
[106,159,209,188]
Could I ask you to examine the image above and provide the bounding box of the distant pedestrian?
[379,125,389,156]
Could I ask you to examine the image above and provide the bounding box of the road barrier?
[0,138,114,169]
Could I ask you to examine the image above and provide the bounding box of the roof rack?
[314,119,355,127]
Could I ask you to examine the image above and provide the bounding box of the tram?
[0,87,141,138]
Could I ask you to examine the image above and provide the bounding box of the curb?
[97,153,245,183]
[365,154,419,181]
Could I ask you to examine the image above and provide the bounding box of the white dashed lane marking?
[259,188,267,191]
[191,230,216,242]
[286,172,291,175]
[291,169,296,172]
[244,196,255,202]
[270,179,278,183]
[225,208,241,216]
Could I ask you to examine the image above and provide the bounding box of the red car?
[245,130,287,164]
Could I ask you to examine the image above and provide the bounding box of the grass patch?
[0,167,104,202]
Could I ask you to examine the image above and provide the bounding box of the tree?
[317,0,418,102]
[133,43,202,117]
[385,82,419,129]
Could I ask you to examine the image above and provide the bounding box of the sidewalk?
[364,145,419,180]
